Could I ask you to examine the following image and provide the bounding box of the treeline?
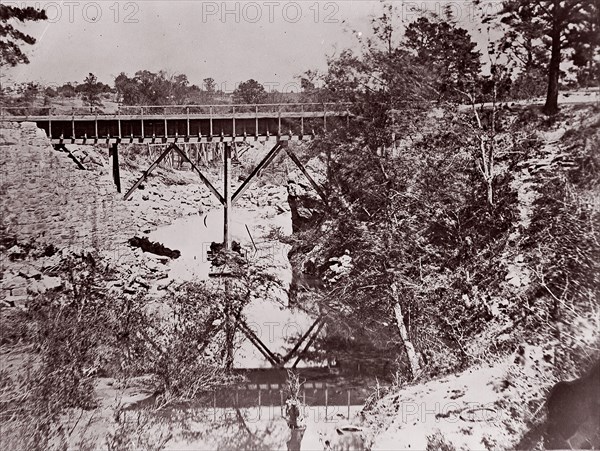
[1,71,306,109]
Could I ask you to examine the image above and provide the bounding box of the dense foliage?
[288,5,600,380]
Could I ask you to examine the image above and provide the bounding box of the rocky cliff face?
[285,155,330,302]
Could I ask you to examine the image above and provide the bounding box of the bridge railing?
[0,102,352,118]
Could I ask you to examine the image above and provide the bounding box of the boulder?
[18,265,42,280]
[41,276,63,291]
[3,275,28,290]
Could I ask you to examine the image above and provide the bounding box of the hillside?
[288,103,600,449]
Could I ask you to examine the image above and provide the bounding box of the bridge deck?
[0,103,351,144]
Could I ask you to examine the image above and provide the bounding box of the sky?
[3,1,501,91]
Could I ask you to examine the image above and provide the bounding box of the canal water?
[146,192,370,449]
[148,204,317,369]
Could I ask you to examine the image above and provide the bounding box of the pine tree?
[500,0,599,115]
[0,5,47,67]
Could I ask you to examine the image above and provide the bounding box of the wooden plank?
[47,135,314,145]
[0,108,351,122]
[186,107,190,136]
[123,144,174,200]
[171,144,224,205]
[231,142,282,204]
[284,147,328,203]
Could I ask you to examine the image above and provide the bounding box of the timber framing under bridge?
[1,103,349,250]
[2,103,344,368]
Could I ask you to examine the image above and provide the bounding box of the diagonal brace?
[55,144,86,170]
[285,147,328,204]
[292,319,326,368]
[172,144,224,205]
[232,142,283,204]
[280,316,323,365]
[123,144,175,200]
[237,319,281,366]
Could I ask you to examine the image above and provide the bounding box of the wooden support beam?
[292,320,326,368]
[55,144,86,170]
[232,106,236,137]
[186,107,190,136]
[110,143,121,193]
[255,105,259,137]
[224,283,235,371]
[280,316,323,364]
[284,147,328,204]
[231,142,282,204]
[223,143,232,250]
[123,144,174,200]
[171,144,224,205]
[278,109,281,136]
[237,320,281,366]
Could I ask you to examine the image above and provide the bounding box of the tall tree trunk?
[391,282,421,379]
[543,20,562,115]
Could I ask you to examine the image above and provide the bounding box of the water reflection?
[155,406,365,451]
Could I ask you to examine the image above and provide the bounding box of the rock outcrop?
[287,155,327,233]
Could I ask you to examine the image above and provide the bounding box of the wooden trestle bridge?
[1,103,350,248]
[1,103,351,368]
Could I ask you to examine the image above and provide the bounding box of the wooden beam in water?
[280,316,323,364]
[237,320,281,367]
[292,320,326,368]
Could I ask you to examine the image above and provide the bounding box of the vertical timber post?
[110,143,121,193]
[186,107,190,137]
[347,390,351,419]
[325,386,328,420]
[223,143,232,250]
[258,389,262,419]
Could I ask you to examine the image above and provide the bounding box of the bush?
[0,258,238,448]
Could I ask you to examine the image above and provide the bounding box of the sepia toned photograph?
[0,1,598,449]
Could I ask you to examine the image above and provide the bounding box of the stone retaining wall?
[1,122,135,251]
